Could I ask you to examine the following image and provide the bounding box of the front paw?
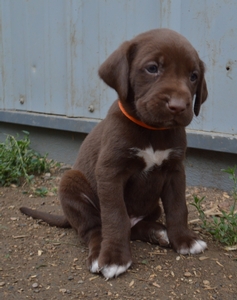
[92,244,132,279]
[177,239,207,255]
[88,258,132,279]
[100,261,132,279]
[170,232,207,255]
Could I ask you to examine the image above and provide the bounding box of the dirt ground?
[1,168,237,300]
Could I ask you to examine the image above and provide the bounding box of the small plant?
[0,131,54,186]
[191,195,208,227]
[191,166,237,247]
[34,187,49,197]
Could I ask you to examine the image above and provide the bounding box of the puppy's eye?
[190,72,198,82]
[145,64,158,74]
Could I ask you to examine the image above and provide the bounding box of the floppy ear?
[98,41,134,101]
[194,60,208,116]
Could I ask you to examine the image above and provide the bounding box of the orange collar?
[118,100,169,131]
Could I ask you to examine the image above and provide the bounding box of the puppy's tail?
[20,207,71,228]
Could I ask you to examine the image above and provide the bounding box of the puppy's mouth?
[136,100,193,128]
[137,111,193,129]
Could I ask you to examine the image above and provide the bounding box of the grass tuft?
[191,166,237,246]
[0,131,55,186]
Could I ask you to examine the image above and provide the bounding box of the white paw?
[90,260,99,273]
[178,240,207,255]
[101,261,132,279]
[159,229,170,244]
[149,228,169,246]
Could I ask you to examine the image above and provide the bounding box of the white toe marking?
[90,260,99,273]
[178,240,207,255]
[190,240,207,254]
[101,261,132,279]
[159,229,170,244]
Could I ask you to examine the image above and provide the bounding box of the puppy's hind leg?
[131,221,169,247]
[130,206,170,247]
[59,170,102,273]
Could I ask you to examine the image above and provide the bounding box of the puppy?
[20,28,208,279]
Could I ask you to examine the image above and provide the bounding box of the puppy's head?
[99,28,208,128]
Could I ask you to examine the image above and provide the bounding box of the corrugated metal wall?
[0,0,236,152]
[0,0,162,119]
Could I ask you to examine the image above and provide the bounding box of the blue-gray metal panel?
[160,0,237,135]
[0,0,237,148]
[65,0,162,119]
[0,1,13,110]
[0,0,68,115]
[0,0,161,119]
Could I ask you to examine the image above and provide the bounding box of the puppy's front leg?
[96,177,132,279]
[161,164,207,255]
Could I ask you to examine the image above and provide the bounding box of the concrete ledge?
[0,110,99,134]
[1,110,237,154]
[0,121,236,191]
[186,129,237,154]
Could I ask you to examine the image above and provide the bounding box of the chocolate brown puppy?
[20,28,208,279]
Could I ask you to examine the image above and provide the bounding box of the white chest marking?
[136,146,172,171]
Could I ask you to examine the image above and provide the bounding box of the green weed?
[191,166,237,246]
[34,187,49,197]
[0,131,54,186]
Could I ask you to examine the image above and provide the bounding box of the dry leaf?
[89,276,98,281]
[129,280,134,287]
[155,265,162,271]
[216,261,224,267]
[152,282,160,288]
[224,244,237,251]
[13,235,28,239]
[199,256,209,261]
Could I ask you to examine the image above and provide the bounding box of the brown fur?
[20,28,208,279]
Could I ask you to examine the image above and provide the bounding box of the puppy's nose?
[167,98,187,114]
